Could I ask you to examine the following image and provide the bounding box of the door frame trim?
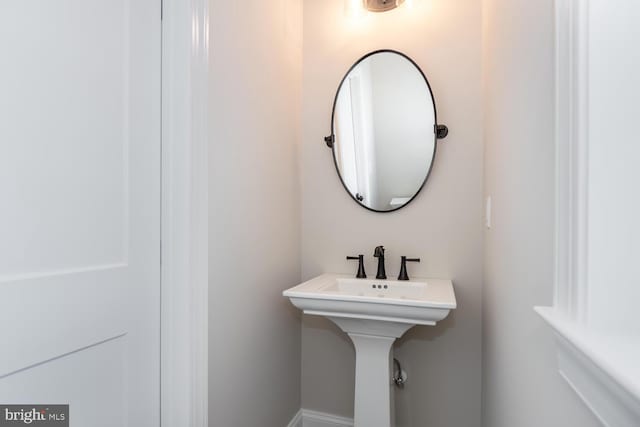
[160,1,209,426]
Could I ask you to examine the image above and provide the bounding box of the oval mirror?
[326,50,447,212]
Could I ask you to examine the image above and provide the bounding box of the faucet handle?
[373,246,385,257]
[347,255,367,279]
[398,256,420,281]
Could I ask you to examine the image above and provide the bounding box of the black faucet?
[398,256,421,281]
[346,255,367,278]
[373,246,387,280]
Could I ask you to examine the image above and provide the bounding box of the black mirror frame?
[325,49,448,213]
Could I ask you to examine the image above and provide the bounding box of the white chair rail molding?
[535,1,640,426]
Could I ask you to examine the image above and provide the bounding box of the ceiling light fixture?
[364,0,406,13]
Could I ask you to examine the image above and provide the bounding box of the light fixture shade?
[364,0,406,12]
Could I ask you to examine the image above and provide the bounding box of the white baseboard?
[287,410,303,427]
[287,409,353,427]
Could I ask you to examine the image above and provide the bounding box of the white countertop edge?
[284,291,456,309]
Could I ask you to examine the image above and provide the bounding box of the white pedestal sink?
[284,274,456,427]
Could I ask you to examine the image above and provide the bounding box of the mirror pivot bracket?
[324,134,335,148]
[435,124,449,139]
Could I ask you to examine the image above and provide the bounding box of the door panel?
[0,0,130,278]
[1,338,125,427]
[0,0,161,425]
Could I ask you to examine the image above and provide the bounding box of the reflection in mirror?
[330,50,442,212]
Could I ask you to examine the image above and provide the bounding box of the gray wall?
[301,1,484,426]
[207,0,303,425]
[481,0,602,426]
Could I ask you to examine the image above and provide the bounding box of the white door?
[0,1,162,426]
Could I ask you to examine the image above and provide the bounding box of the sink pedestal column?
[349,333,395,427]
[328,318,414,427]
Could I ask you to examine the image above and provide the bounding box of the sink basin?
[283,273,456,327]
[284,273,456,427]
